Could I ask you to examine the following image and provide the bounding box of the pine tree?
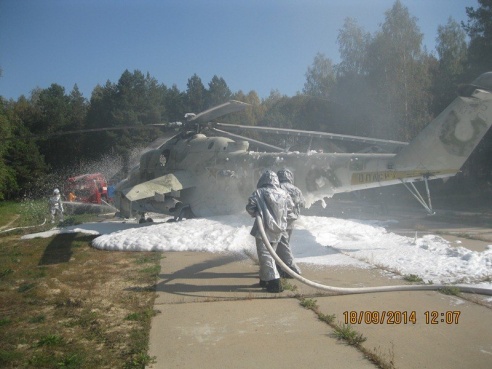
[462,0,492,75]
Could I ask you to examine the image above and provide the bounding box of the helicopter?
[113,72,492,222]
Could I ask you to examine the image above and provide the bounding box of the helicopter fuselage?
[115,132,453,218]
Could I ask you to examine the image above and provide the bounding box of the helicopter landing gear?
[138,213,154,224]
[168,202,194,222]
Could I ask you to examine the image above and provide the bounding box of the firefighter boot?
[266,278,283,293]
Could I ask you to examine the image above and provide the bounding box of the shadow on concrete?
[158,254,251,283]
[153,253,264,297]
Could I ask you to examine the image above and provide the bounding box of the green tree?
[461,0,492,183]
[230,90,262,127]
[462,0,492,75]
[336,18,370,77]
[365,0,431,140]
[334,18,374,137]
[0,98,48,199]
[0,98,17,200]
[30,84,69,135]
[165,84,186,122]
[84,70,167,176]
[68,85,88,131]
[207,75,232,107]
[64,85,89,164]
[186,74,206,113]
[84,81,117,162]
[432,18,467,113]
[5,121,48,198]
[436,18,468,77]
[112,70,166,126]
[261,90,291,128]
[303,53,336,99]
[258,94,300,150]
[29,84,74,169]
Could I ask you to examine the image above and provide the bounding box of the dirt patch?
[0,232,161,368]
[0,214,20,231]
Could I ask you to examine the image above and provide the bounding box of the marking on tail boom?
[439,112,488,156]
[350,169,458,185]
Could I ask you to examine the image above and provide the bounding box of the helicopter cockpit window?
[208,142,214,150]
[161,149,170,166]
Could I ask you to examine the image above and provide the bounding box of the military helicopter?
[113,72,492,222]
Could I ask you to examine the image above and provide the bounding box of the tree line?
[0,0,491,201]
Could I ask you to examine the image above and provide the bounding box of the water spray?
[256,215,492,296]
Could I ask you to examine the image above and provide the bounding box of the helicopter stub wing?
[122,171,195,202]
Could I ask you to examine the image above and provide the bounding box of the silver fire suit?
[246,170,293,282]
[49,190,64,223]
[277,168,305,275]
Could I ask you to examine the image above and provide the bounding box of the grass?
[297,296,395,369]
[334,323,368,345]
[280,278,298,292]
[318,312,336,324]
[298,297,365,345]
[36,334,64,347]
[0,204,162,368]
[0,200,46,229]
[403,274,424,283]
[0,200,107,235]
[299,297,318,310]
[439,286,461,296]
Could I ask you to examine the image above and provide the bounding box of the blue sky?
[0,0,479,101]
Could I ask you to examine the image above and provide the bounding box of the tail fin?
[393,72,492,175]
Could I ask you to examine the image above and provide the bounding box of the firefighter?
[246,170,293,293]
[49,188,64,223]
[276,168,305,277]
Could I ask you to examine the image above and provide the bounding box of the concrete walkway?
[147,250,492,369]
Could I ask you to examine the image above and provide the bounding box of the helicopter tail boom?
[393,73,492,174]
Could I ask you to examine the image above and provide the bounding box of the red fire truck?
[65,173,108,204]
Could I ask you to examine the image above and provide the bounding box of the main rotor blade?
[211,128,285,152]
[189,100,251,123]
[215,123,409,149]
[2,123,177,142]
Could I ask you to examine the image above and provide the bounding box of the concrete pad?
[315,292,492,369]
[148,299,374,369]
[154,251,297,304]
[287,264,407,297]
[437,233,492,252]
[148,250,492,369]
[290,263,492,369]
[149,251,377,368]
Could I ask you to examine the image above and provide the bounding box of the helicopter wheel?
[138,213,147,224]
[138,215,153,223]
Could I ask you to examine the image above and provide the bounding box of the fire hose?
[0,218,47,234]
[256,215,492,296]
